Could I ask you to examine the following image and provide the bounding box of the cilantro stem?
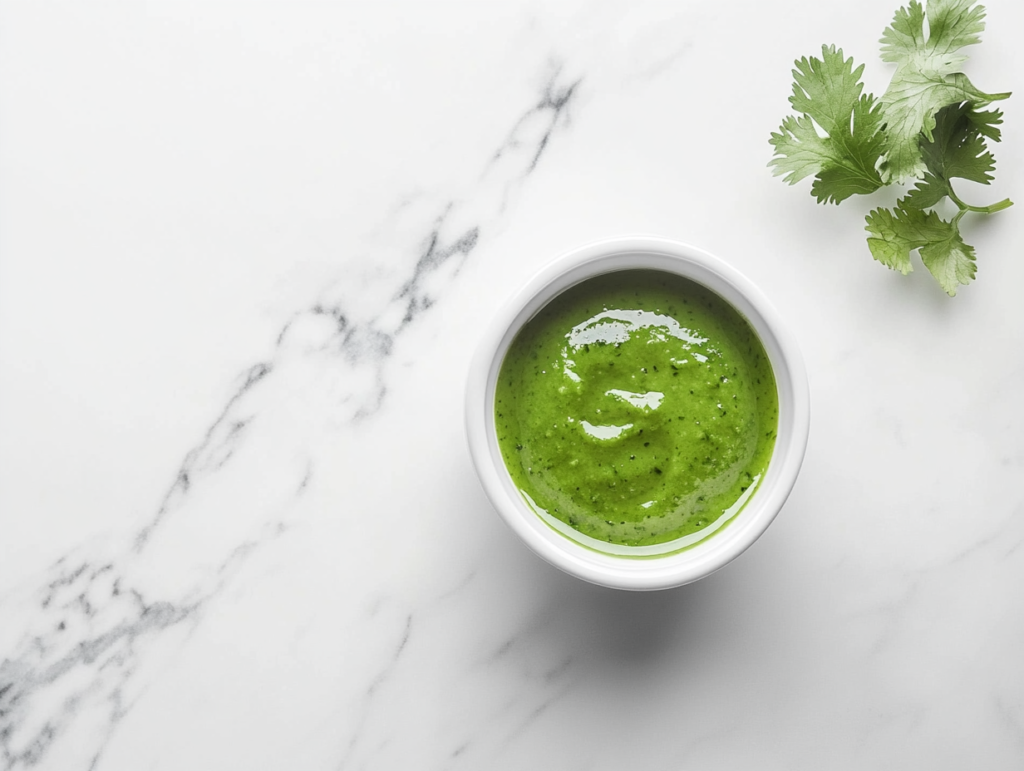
[972,197,1014,214]
[947,186,1015,215]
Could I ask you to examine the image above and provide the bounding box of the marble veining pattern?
[1,1,1023,769]
[1,64,582,769]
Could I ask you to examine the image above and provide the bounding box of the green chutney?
[495,270,778,550]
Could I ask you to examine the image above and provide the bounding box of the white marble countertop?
[2,1,1022,768]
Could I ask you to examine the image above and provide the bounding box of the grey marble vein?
[0,66,583,771]
[1,561,197,769]
[493,70,580,173]
[134,362,273,550]
[335,615,413,771]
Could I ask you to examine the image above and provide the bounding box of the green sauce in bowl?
[495,270,778,550]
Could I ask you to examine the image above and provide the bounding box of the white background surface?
[1,1,1022,769]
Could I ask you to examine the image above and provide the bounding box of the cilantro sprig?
[769,0,1012,296]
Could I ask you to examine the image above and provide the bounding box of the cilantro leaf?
[768,114,832,185]
[865,202,976,294]
[902,172,949,209]
[877,0,1009,182]
[965,104,1003,142]
[788,46,868,134]
[904,101,997,209]
[920,102,996,183]
[769,45,884,203]
[864,205,933,274]
[769,1,1011,296]
[919,228,977,295]
[879,0,985,67]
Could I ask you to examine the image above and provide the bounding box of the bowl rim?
[465,236,809,590]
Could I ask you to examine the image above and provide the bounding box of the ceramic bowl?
[466,236,809,590]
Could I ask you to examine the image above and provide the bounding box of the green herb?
[769,0,1011,296]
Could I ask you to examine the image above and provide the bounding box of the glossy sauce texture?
[495,270,778,547]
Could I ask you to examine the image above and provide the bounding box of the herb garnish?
[769,0,1011,296]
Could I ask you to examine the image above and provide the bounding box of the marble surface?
[1,1,1022,768]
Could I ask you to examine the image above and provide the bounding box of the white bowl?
[466,236,809,590]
